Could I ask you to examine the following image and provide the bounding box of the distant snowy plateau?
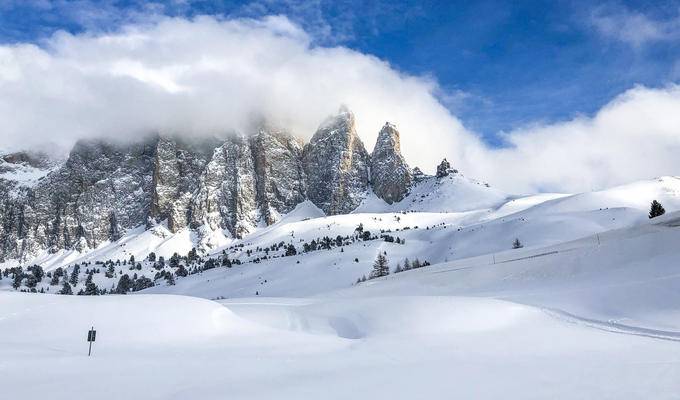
[2,110,680,399]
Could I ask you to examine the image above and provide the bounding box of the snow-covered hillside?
[356,172,509,213]
[2,210,680,399]
[4,175,680,298]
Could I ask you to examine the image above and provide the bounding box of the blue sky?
[1,0,679,147]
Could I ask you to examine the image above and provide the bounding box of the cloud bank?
[0,15,679,194]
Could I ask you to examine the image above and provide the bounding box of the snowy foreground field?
[3,177,680,399]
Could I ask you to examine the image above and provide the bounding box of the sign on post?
[87,327,96,356]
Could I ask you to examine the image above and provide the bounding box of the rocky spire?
[436,158,452,178]
[302,107,370,215]
[370,122,412,204]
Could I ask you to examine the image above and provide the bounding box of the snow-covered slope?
[3,212,680,399]
[4,176,680,298]
[356,172,509,213]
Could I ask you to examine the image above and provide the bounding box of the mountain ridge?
[0,108,424,262]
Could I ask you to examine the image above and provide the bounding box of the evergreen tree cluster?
[649,200,666,219]
[356,255,431,284]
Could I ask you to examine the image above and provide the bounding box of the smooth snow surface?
[2,176,680,399]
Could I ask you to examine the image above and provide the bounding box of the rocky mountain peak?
[0,107,430,262]
[370,122,412,204]
[302,108,370,215]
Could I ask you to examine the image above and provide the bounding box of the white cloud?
[471,85,680,193]
[1,15,679,194]
[0,14,483,179]
[590,5,680,47]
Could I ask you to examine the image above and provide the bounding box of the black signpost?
[87,327,96,356]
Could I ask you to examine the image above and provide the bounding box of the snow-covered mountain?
[0,108,422,264]
[3,117,680,399]
[3,200,680,399]
[3,169,680,296]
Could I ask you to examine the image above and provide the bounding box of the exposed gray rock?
[370,122,412,204]
[191,135,258,238]
[436,158,452,178]
[302,108,370,215]
[1,151,53,169]
[250,124,306,225]
[150,136,217,232]
[0,138,158,262]
[0,107,427,262]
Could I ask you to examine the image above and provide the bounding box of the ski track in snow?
[541,307,680,342]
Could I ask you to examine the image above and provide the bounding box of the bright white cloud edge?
[0,15,679,194]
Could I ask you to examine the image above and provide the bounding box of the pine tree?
[25,274,38,289]
[221,255,232,268]
[84,282,99,296]
[60,281,73,295]
[133,276,154,291]
[649,200,666,219]
[187,247,198,262]
[27,265,44,282]
[412,258,422,269]
[403,258,412,270]
[12,272,23,290]
[69,265,80,286]
[170,252,180,268]
[285,244,297,256]
[369,253,390,279]
[115,274,132,294]
[165,273,176,286]
[176,264,188,277]
[513,238,523,249]
[394,262,403,274]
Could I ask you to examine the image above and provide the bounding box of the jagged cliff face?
[302,108,370,215]
[0,138,158,261]
[150,137,218,232]
[0,108,420,262]
[251,125,306,225]
[370,123,412,204]
[191,135,258,238]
